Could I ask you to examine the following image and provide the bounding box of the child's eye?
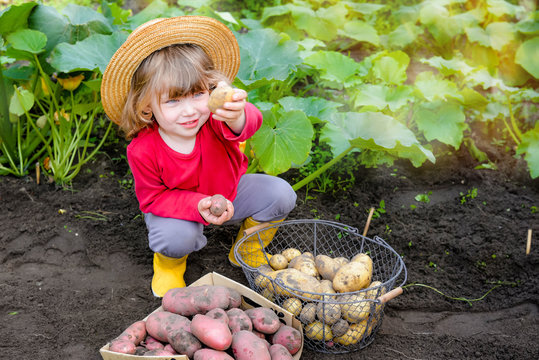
[193,91,206,98]
[165,98,178,104]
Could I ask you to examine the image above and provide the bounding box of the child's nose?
[180,100,196,116]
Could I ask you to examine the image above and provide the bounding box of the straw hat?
[101,16,240,124]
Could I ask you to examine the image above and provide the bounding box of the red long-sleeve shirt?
[127,102,262,224]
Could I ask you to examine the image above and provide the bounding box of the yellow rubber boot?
[228,217,284,268]
[151,253,187,298]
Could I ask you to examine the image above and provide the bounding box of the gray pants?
[144,174,297,258]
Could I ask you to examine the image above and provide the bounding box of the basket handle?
[377,286,403,304]
[243,222,272,236]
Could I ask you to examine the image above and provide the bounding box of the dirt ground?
[1,136,538,360]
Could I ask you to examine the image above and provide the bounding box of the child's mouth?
[180,119,198,128]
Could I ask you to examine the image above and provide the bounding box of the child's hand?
[210,81,247,133]
[198,195,234,225]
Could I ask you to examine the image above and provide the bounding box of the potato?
[270,253,289,270]
[167,327,202,358]
[208,84,234,113]
[142,335,164,350]
[205,307,229,325]
[269,344,293,360]
[332,261,372,293]
[231,330,271,360]
[314,254,342,281]
[271,325,302,355]
[340,293,370,323]
[145,311,191,343]
[271,268,321,299]
[194,348,234,360]
[287,254,319,278]
[299,302,317,324]
[109,339,136,355]
[315,302,341,325]
[245,307,281,334]
[304,321,333,341]
[281,248,302,262]
[315,279,336,296]
[227,308,253,334]
[162,285,240,316]
[209,194,227,216]
[333,257,349,267]
[330,319,349,337]
[261,287,275,302]
[333,320,368,346]
[191,313,233,351]
[282,297,302,317]
[114,320,146,346]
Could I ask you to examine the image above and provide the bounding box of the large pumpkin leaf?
[414,71,463,102]
[304,51,362,89]
[321,111,435,166]
[6,29,47,54]
[50,31,128,73]
[278,96,341,124]
[465,22,515,51]
[352,84,413,111]
[515,37,539,79]
[62,4,112,34]
[371,51,409,85]
[337,20,379,46]
[414,101,466,148]
[28,5,72,54]
[236,28,302,88]
[387,22,423,49]
[0,1,37,37]
[251,110,314,175]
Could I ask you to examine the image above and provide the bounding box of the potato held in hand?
[208,85,234,112]
[210,194,227,216]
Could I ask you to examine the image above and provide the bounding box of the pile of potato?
[107,285,301,359]
[255,249,386,346]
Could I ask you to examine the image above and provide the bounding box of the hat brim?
[101,16,240,124]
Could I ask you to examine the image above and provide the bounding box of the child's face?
[150,90,211,142]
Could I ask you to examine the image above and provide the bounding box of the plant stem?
[292,145,354,191]
[506,92,522,141]
[0,61,15,154]
[403,282,501,306]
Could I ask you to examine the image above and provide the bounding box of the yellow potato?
[314,254,342,281]
[304,321,333,341]
[315,302,341,325]
[333,320,368,345]
[332,261,372,293]
[269,253,289,270]
[299,303,317,323]
[281,248,302,262]
[282,298,303,317]
[288,254,319,278]
[272,268,321,300]
[207,84,234,112]
[340,293,370,323]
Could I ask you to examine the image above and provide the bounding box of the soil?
[1,137,538,360]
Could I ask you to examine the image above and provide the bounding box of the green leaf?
[486,0,524,18]
[337,20,379,46]
[353,84,413,111]
[251,110,314,175]
[0,1,37,37]
[62,4,113,34]
[321,111,435,166]
[420,56,474,76]
[515,37,539,79]
[9,87,34,116]
[304,51,361,89]
[516,123,539,178]
[414,102,466,148]
[515,19,539,35]
[387,22,423,49]
[465,22,515,51]
[465,68,518,91]
[371,51,409,85]
[50,31,128,74]
[414,71,463,102]
[278,96,341,124]
[28,5,70,54]
[236,28,302,86]
[6,29,47,54]
[343,2,385,15]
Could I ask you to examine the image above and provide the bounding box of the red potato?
[115,320,146,345]
[191,314,233,351]
[109,339,136,355]
[162,285,240,316]
[226,308,252,334]
[210,194,227,216]
[164,343,177,354]
[231,330,271,360]
[145,311,191,343]
[194,348,234,360]
[269,344,293,360]
[167,327,202,358]
[244,307,281,334]
[142,335,164,350]
[271,325,302,355]
[206,307,229,325]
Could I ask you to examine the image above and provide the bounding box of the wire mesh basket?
[234,219,407,354]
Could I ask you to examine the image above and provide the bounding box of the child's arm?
[211,82,248,134]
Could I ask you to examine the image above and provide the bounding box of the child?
[101,16,297,297]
